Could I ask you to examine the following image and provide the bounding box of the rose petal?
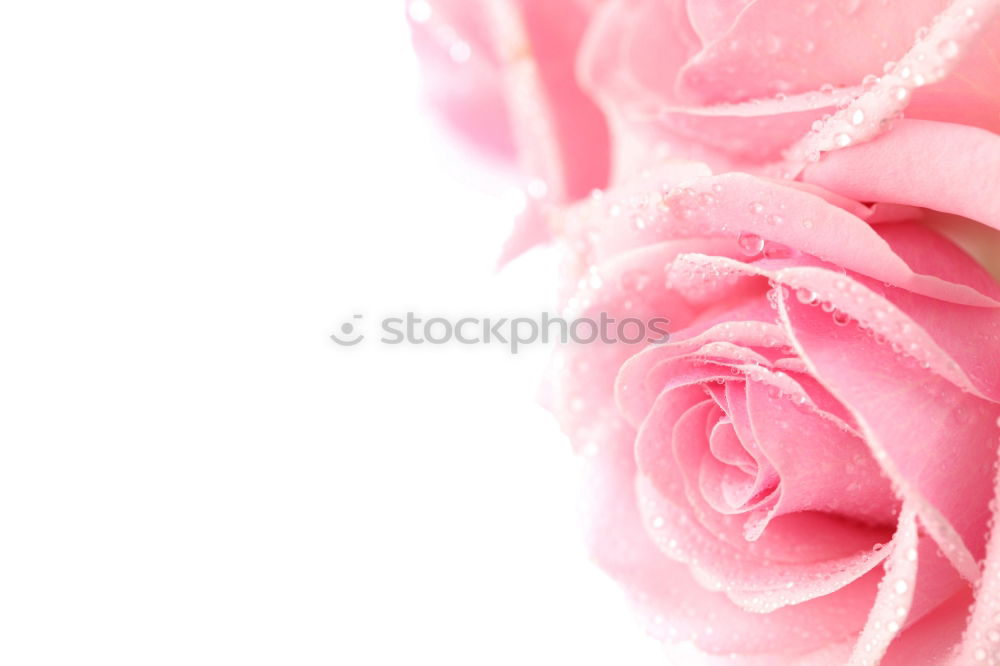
[744,380,898,533]
[788,0,1000,162]
[946,447,1000,664]
[678,0,950,103]
[847,506,920,665]
[776,287,1000,582]
[803,119,1000,235]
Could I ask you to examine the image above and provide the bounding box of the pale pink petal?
[664,250,1000,401]
[685,0,748,45]
[577,0,846,174]
[496,0,611,201]
[677,0,950,103]
[788,0,1000,165]
[408,0,515,159]
[882,592,972,665]
[803,119,1000,234]
[908,14,1000,136]
[638,466,890,616]
[654,175,1000,307]
[776,288,1000,582]
[947,450,1000,665]
[744,380,898,531]
[847,506,920,665]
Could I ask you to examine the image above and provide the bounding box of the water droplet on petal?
[851,109,865,125]
[834,133,853,147]
[938,39,959,59]
[796,288,819,305]
[738,233,765,256]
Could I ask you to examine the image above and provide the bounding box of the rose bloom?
[406,0,611,258]
[552,129,1000,662]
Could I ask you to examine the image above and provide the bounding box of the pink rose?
[551,122,1000,663]
[406,0,611,258]
[579,0,1000,179]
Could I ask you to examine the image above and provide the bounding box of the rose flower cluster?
[408,1,1000,663]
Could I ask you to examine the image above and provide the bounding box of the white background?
[0,2,664,664]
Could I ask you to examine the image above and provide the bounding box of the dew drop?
[891,86,909,101]
[796,288,819,305]
[834,133,853,147]
[851,109,865,126]
[802,218,814,229]
[748,201,764,215]
[938,39,959,59]
[737,233,763,256]
[832,310,852,326]
[893,579,908,595]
